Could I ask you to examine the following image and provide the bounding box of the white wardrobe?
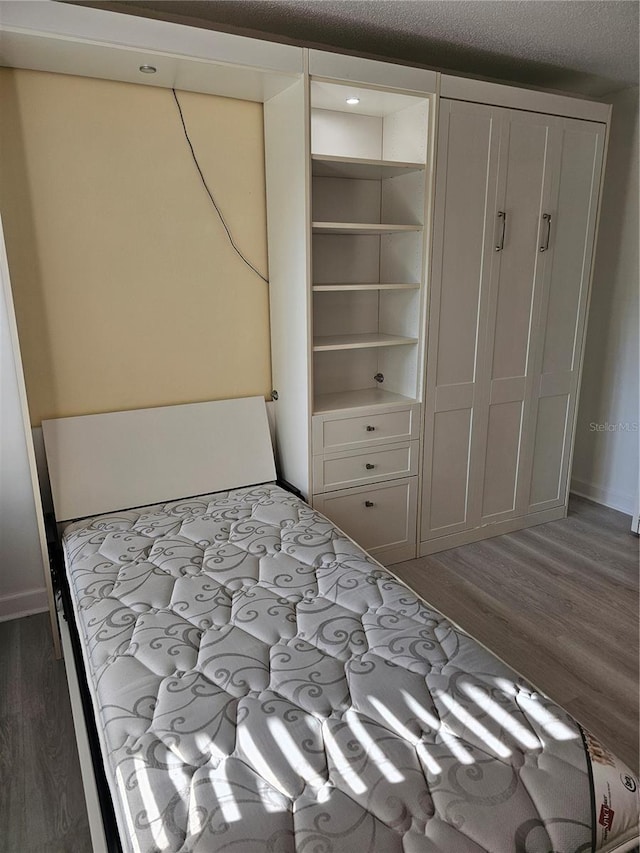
[267,67,609,564]
[421,86,607,554]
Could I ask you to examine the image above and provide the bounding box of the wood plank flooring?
[0,495,636,851]
[0,613,91,852]
[393,495,639,772]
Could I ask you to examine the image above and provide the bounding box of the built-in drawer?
[313,477,418,564]
[313,440,419,493]
[312,405,420,454]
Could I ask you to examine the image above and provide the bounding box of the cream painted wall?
[0,68,271,426]
[572,86,639,514]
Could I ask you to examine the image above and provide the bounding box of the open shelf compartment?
[309,79,430,415]
[311,154,425,180]
[314,387,418,414]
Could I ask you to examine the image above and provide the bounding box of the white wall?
[572,87,639,514]
[0,228,48,620]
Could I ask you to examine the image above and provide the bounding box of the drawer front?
[313,405,419,454]
[314,441,419,493]
[313,478,418,563]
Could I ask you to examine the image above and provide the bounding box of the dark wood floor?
[0,496,637,851]
[394,495,639,773]
[0,613,91,852]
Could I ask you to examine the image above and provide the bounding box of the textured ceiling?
[65,0,639,97]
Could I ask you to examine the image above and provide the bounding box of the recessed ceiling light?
[346,97,360,105]
[139,65,157,74]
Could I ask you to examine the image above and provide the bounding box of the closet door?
[478,110,555,524]
[421,99,501,540]
[525,118,606,512]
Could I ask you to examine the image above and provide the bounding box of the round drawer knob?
[366,425,376,432]
[365,463,375,470]
[365,500,375,508]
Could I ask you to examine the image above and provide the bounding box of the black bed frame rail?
[51,532,123,853]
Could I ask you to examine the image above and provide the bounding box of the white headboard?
[42,396,276,522]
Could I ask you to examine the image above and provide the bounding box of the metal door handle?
[495,211,506,251]
[365,500,375,508]
[539,213,552,252]
[365,463,375,470]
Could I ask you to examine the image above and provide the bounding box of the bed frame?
[41,396,640,853]
[42,396,276,523]
[42,396,278,852]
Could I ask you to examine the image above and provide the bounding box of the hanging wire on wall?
[171,88,269,285]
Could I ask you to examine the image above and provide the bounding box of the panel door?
[421,99,501,540]
[478,110,556,524]
[524,118,606,512]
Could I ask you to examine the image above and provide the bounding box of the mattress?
[61,483,639,853]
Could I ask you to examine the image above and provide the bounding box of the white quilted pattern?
[63,484,600,853]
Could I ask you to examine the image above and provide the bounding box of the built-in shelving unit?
[265,61,436,562]
[310,80,430,415]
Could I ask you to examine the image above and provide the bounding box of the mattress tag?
[583,728,640,850]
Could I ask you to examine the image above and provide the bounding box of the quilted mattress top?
[62,484,638,853]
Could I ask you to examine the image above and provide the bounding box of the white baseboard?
[0,587,49,622]
[570,478,635,515]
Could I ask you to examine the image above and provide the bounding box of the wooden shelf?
[314,387,418,414]
[312,222,422,235]
[311,154,425,180]
[313,333,417,352]
[313,282,420,292]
